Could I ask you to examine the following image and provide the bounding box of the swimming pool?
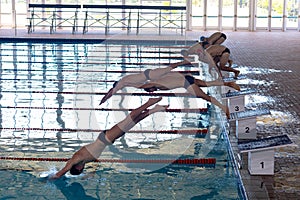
[0,39,245,199]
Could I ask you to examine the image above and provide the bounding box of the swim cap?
[201,41,210,48]
[200,36,206,41]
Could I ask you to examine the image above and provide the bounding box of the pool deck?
[1,29,300,200]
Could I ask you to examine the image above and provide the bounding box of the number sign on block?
[230,109,270,139]
[222,89,256,113]
[228,96,245,113]
[238,135,293,175]
[248,149,275,175]
[236,116,257,139]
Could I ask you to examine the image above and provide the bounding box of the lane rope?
[0,156,216,165]
[0,127,208,134]
[1,106,208,113]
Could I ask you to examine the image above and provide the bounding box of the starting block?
[222,75,247,94]
[230,109,270,139]
[238,135,293,175]
[221,85,238,95]
[223,75,247,82]
[222,89,256,113]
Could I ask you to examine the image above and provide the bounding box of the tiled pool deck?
[1,29,300,199]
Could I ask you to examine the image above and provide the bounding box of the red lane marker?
[1,69,199,74]
[0,156,216,165]
[0,90,203,97]
[2,106,208,113]
[0,127,208,134]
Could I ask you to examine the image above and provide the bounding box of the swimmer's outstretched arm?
[50,145,97,179]
[52,97,168,179]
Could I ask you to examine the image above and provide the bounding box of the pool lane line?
[1,46,188,52]
[0,127,208,134]
[0,61,197,67]
[0,53,185,60]
[0,69,200,74]
[0,156,216,166]
[0,90,203,97]
[1,106,208,113]
[1,44,189,48]
[0,60,176,65]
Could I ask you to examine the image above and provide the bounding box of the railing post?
[105,10,109,35]
[83,10,88,34]
[136,10,140,35]
[159,9,162,35]
[127,10,131,34]
[50,10,55,34]
[72,8,77,34]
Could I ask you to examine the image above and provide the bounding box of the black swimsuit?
[221,33,227,40]
[184,75,195,89]
[222,48,230,55]
[144,69,151,80]
[98,130,113,145]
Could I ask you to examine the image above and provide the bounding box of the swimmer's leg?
[105,97,168,142]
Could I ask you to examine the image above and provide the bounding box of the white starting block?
[221,86,237,95]
[221,75,247,94]
[222,89,256,113]
[223,74,247,82]
[230,109,270,139]
[238,135,293,175]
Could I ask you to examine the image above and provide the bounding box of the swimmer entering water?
[51,97,168,179]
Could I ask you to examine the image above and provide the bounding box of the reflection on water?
[0,41,244,199]
[0,161,240,200]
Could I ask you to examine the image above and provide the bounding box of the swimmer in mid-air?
[181,41,240,79]
[202,42,240,79]
[51,97,168,179]
[200,32,227,46]
[99,60,190,105]
[137,72,240,119]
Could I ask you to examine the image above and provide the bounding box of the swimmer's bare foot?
[225,106,230,119]
[228,59,233,68]
[146,97,163,106]
[221,105,230,119]
[99,88,114,105]
[234,71,240,79]
[225,82,241,91]
[149,105,170,114]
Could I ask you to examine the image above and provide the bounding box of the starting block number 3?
[228,96,245,113]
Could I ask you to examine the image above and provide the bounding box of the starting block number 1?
[248,149,275,175]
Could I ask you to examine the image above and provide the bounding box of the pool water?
[0,40,245,199]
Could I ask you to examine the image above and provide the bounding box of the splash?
[39,166,58,178]
[236,66,292,75]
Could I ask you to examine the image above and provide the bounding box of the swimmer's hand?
[39,170,60,180]
[48,173,60,180]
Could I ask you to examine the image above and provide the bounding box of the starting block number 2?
[236,117,257,139]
